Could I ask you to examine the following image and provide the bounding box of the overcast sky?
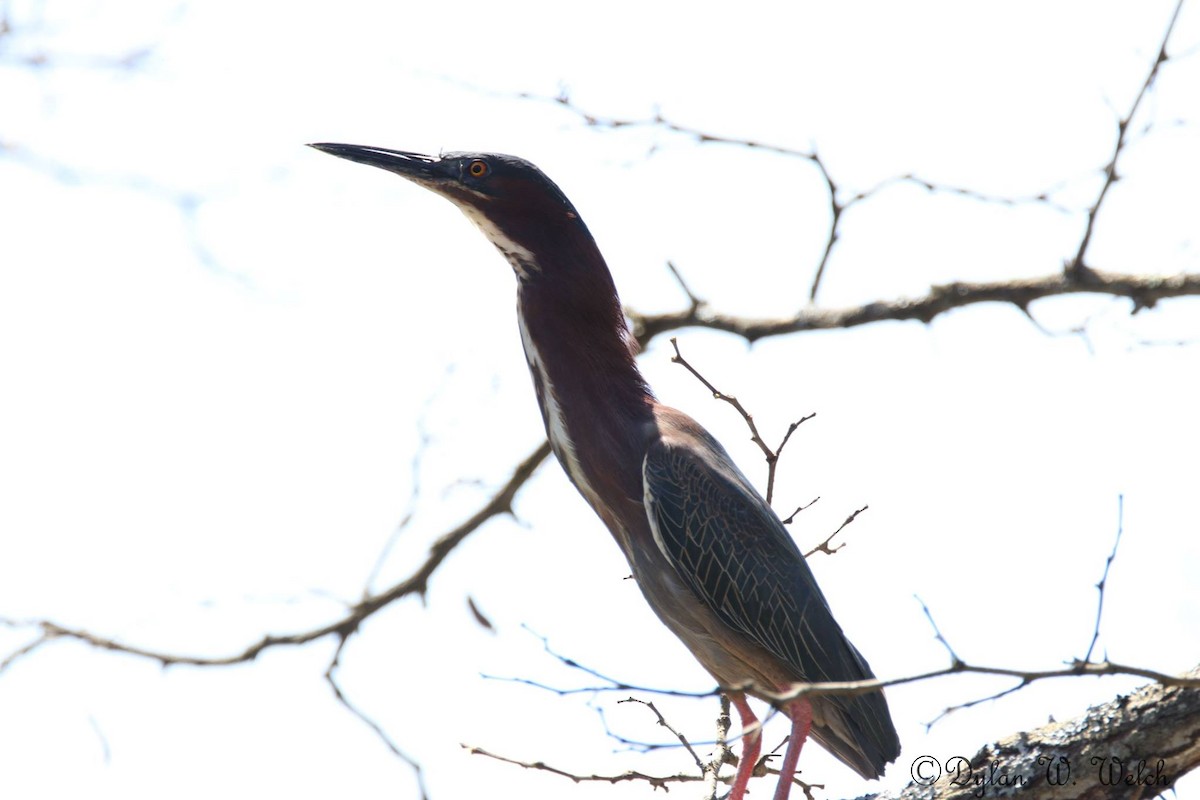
[2,2,1198,799]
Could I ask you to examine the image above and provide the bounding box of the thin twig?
[781,497,820,526]
[324,634,430,800]
[664,260,703,314]
[803,505,866,558]
[482,626,716,700]
[923,678,1033,731]
[917,595,964,667]
[462,744,706,790]
[618,697,704,769]
[669,337,813,504]
[1083,494,1124,663]
[521,90,1070,301]
[0,441,552,674]
[1068,0,1184,279]
[363,408,436,595]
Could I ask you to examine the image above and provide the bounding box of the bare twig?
[324,635,430,800]
[803,505,866,558]
[527,90,817,160]
[87,715,111,765]
[0,628,52,672]
[664,260,703,314]
[529,92,834,301]
[668,337,813,504]
[461,743,706,791]
[758,735,822,800]
[805,144,843,301]
[1067,0,1185,279]
[522,91,1071,301]
[781,496,820,526]
[482,627,715,700]
[918,596,964,667]
[851,172,1072,214]
[0,442,551,674]
[464,695,822,800]
[466,596,496,632]
[922,679,1034,731]
[618,697,704,769]
[363,413,434,595]
[1083,494,1125,663]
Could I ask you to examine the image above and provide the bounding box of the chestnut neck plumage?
[513,247,656,527]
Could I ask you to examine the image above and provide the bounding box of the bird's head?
[309,144,601,282]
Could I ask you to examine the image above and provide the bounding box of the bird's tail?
[806,685,900,779]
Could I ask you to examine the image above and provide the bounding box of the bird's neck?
[517,275,655,508]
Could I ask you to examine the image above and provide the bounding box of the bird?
[310,143,900,799]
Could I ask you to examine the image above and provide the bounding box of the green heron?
[310,143,900,798]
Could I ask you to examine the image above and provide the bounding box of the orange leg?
[772,696,813,800]
[728,693,762,800]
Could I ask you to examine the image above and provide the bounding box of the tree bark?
[863,666,1200,799]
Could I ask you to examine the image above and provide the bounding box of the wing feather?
[644,441,857,682]
[643,436,900,777]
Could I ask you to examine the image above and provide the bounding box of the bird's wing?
[642,436,863,685]
[643,435,900,778]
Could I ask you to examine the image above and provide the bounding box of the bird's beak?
[308,143,451,190]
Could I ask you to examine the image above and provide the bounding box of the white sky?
[1,1,1199,799]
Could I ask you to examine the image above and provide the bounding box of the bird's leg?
[771,696,813,800]
[728,693,762,800]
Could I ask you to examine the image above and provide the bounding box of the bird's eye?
[468,159,489,178]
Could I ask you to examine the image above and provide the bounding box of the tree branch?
[467,666,1200,799]
[865,665,1200,800]
[521,90,1072,301]
[1083,495,1124,664]
[0,441,551,673]
[668,337,813,504]
[1067,0,1185,280]
[461,743,704,791]
[629,269,1200,347]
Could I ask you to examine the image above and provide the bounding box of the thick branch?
[630,269,1200,347]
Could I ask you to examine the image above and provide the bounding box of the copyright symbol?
[910,755,941,785]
